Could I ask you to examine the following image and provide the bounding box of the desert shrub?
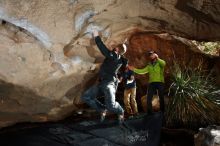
[165,62,220,128]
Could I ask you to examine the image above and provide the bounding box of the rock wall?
[195,125,220,146]
[125,32,219,91]
[0,0,219,128]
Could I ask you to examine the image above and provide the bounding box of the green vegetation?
[165,62,220,128]
[192,41,220,55]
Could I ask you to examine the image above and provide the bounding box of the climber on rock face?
[81,30,128,124]
[128,50,166,115]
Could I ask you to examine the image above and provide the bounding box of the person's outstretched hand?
[93,30,99,37]
[154,53,159,59]
[128,65,135,70]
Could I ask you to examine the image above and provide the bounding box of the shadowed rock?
[0,0,219,128]
[0,113,163,146]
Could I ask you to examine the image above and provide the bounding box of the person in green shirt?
[128,50,166,114]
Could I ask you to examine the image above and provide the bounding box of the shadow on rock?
[0,112,163,146]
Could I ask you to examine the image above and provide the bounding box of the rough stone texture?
[0,113,163,146]
[0,0,219,128]
[141,95,160,112]
[125,32,220,94]
[195,125,220,146]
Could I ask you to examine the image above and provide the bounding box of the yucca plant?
[165,62,220,128]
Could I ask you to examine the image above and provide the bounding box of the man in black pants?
[129,51,166,114]
[81,30,128,124]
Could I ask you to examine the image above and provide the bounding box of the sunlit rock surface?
[0,0,219,128]
[125,32,220,92]
[195,125,220,146]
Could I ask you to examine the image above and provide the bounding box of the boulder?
[0,113,163,146]
[126,32,220,87]
[141,95,160,112]
[195,125,220,146]
[0,0,219,128]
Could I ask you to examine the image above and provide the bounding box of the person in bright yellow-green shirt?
[129,50,166,114]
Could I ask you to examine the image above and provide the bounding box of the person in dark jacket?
[121,67,138,118]
[81,30,128,124]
